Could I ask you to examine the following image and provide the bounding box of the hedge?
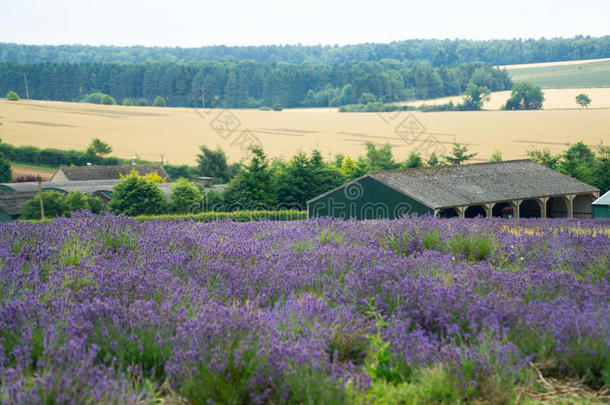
[22,210,307,224]
[0,143,128,167]
[135,210,306,222]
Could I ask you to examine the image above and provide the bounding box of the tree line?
[0,60,511,108]
[1,36,609,66]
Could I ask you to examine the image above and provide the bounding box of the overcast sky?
[1,0,608,47]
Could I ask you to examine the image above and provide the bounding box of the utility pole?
[37,175,45,220]
[23,72,30,99]
[160,153,164,164]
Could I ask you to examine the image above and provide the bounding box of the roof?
[308,160,599,209]
[52,164,170,182]
[593,190,610,206]
[0,192,37,216]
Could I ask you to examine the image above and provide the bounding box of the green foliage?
[152,96,166,107]
[223,146,277,210]
[136,97,148,106]
[276,150,345,209]
[100,94,115,105]
[122,97,134,106]
[272,103,283,111]
[361,142,400,171]
[340,156,366,180]
[196,145,234,183]
[134,210,305,222]
[21,190,104,219]
[85,137,112,157]
[427,153,440,167]
[21,191,69,220]
[201,189,225,211]
[461,82,490,110]
[0,151,11,182]
[504,81,544,110]
[109,172,167,216]
[0,142,127,167]
[528,142,610,192]
[6,90,19,101]
[507,59,610,88]
[490,150,503,162]
[169,178,203,214]
[80,92,115,105]
[444,142,477,165]
[258,106,271,111]
[401,152,425,168]
[575,93,591,108]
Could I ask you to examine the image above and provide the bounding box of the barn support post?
[563,194,575,218]
[483,203,495,218]
[537,197,549,218]
[433,208,440,217]
[512,200,522,218]
[456,206,466,218]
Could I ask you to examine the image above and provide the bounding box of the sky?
[0,0,609,47]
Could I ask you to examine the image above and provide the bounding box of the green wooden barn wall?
[308,176,433,219]
[0,210,14,222]
[593,205,610,219]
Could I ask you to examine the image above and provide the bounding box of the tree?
[108,171,167,216]
[136,98,148,106]
[427,153,440,167]
[153,96,166,107]
[575,93,591,108]
[0,150,11,182]
[559,141,595,180]
[360,142,400,171]
[444,142,477,165]
[122,98,134,106]
[22,191,69,220]
[402,152,425,168]
[276,150,344,209]
[461,82,490,110]
[196,145,231,183]
[504,82,544,110]
[6,90,19,101]
[169,178,203,214]
[341,156,366,180]
[86,138,112,157]
[527,148,561,170]
[223,146,277,211]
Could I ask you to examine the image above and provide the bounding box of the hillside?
[1,99,608,165]
[504,58,610,88]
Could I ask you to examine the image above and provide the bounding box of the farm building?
[307,160,599,220]
[49,164,170,182]
[592,190,610,218]
[0,192,37,222]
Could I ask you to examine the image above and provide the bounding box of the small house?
[592,190,610,218]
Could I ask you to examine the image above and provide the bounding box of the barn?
[592,190,610,218]
[307,160,599,220]
[49,164,170,182]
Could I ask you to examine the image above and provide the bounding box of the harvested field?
[1,99,609,165]
[9,164,54,181]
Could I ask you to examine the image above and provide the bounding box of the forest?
[1,36,609,65]
[0,60,511,108]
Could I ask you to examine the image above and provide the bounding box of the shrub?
[272,103,283,111]
[109,172,167,216]
[6,90,19,101]
[122,97,134,106]
[21,191,69,220]
[135,210,305,222]
[0,152,11,182]
[81,92,114,104]
[100,94,116,105]
[258,106,271,111]
[136,98,148,106]
[169,178,203,214]
[153,96,166,107]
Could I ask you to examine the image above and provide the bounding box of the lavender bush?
[0,213,608,404]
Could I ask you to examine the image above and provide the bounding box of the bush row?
[135,210,306,222]
[0,143,128,167]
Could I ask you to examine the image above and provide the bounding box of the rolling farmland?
[1,98,609,165]
[503,58,610,88]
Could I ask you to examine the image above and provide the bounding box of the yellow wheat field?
[0,98,609,165]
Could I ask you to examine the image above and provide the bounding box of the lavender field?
[0,213,609,404]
